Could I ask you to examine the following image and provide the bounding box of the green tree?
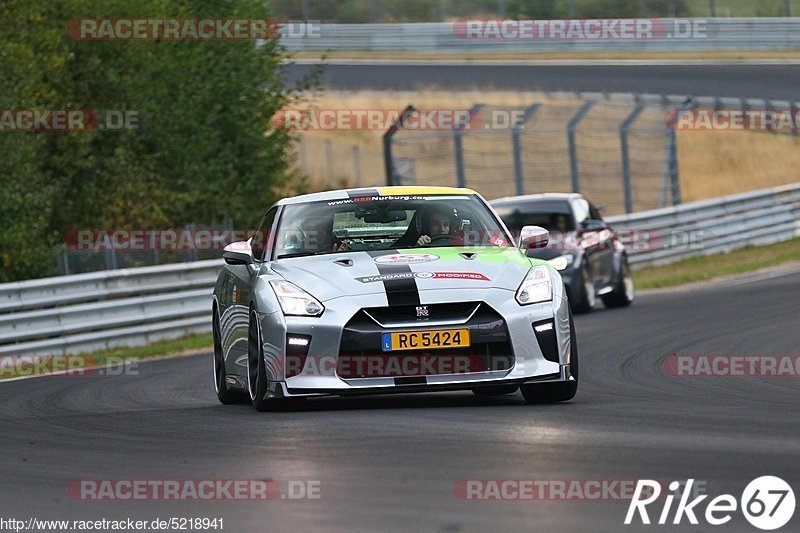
[0,0,303,282]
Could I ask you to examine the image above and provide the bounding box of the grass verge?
[633,237,800,290]
[0,333,212,381]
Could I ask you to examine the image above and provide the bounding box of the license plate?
[381,329,471,352]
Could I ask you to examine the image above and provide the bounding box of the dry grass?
[677,130,800,201]
[292,90,800,207]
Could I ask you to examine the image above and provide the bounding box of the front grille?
[338,303,514,379]
[361,302,480,326]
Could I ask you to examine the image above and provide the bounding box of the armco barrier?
[607,183,800,268]
[281,18,800,53]
[0,183,798,356]
[0,261,222,356]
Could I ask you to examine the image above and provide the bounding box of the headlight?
[549,254,575,271]
[270,280,325,317]
[516,265,553,305]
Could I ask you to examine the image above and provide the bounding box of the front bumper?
[256,285,573,398]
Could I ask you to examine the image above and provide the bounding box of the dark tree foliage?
[1,0,302,281]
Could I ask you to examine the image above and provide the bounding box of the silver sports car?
[212,186,577,411]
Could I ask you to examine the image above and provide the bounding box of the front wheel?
[214,308,247,405]
[602,256,634,308]
[247,309,273,412]
[571,264,595,314]
[521,306,578,404]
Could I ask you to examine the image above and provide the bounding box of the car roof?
[276,186,479,206]
[490,193,583,206]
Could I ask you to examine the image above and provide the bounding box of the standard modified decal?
[357,271,491,283]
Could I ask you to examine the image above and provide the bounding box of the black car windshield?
[493,201,576,233]
[273,194,512,259]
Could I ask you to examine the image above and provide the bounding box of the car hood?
[270,247,537,302]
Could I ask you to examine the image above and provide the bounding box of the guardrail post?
[454,104,484,189]
[511,104,540,197]
[567,101,595,194]
[620,103,646,214]
[792,101,799,136]
[709,0,716,17]
[60,247,70,276]
[383,105,416,186]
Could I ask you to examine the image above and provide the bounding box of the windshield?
[493,201,576,233]
[273,194,511,259]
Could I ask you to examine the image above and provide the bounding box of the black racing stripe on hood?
[367,250,421,307]
[347,188,381,198]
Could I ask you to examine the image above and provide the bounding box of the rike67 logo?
[626,477,795,530]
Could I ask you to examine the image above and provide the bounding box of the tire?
[247,308,272,412]
[521,306,578,404]
[213,307,248,405]
[571,263,595,314]
[602,256,634,308]
[247,309,301,412]
[472,385,518,397]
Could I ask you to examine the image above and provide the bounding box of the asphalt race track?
[2,268,799,532]
[285,60,800,100]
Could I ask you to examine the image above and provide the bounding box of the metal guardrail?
[0,183,797,356]
[0,261,222,356]
[282,18,800,53]
[608,183,800,269]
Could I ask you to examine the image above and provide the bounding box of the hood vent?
[459,252,477,260]
[334,258,354,267]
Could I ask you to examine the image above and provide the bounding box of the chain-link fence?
[385,96,682,215]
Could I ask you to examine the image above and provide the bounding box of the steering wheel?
[425,234,463,246]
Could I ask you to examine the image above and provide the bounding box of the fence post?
[383,105,416,186]
[454,104,484,189]
[511,103,540,196]
[324,140,333,181]
[60,247,69,276]
[567,101,595,194]
[352,145,362,187]
[709,0,716,17]
[620,103,646,214]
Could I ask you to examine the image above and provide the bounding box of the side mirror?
[518,225,550,250]
[223,241,254,265]
[581,219,608,232]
